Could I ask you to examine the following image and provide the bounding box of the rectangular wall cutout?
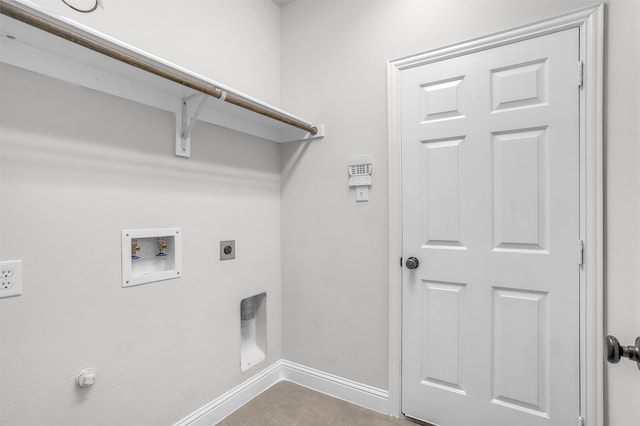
[241,293,267,372]
[121,228,182,288]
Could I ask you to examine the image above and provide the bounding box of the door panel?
[401,28,580,426]
[422,137,464,247]
[492,287,548,415]
[422,280,466,393]
[492,128,548,251]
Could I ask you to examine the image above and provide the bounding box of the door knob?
[605,335,640,370]
[405,257,419,270]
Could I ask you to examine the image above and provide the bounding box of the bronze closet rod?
[0,1,318,136]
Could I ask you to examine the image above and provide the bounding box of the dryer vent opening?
[240,293,266,372]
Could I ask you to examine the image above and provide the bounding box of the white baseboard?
[173,361,283,426]
[173,359,390,426]
[280,360,389,415]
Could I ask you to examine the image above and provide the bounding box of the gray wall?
[279,1,639,425]
[0,63,283,425]
[602,0,640,421]
[0,1,283,425]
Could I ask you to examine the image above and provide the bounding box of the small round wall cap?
[76,368,97,388]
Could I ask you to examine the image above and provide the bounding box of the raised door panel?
[421,138,465,248]
[421,281,467,394]
[491,60,548,112]
[492,128,548,252]
[492,287,549,417]
[421,77,466,122]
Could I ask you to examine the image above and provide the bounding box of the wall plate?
[220,240,235,260]
[122,228,182,287]
[0,260,22,298]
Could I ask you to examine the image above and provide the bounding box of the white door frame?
[387,4,604,425]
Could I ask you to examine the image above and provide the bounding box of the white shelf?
[0,0,324,155]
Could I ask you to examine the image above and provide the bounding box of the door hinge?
[578,415,585,426]
[578,240,585,265]
[577,60,584,88]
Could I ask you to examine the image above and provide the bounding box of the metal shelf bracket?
[175,93,213,158]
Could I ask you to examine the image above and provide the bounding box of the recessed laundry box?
[121,228,182,288]
[240,293,266,372]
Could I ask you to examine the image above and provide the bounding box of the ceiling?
[272,0,296,6]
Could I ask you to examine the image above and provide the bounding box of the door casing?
[387,4,604,425]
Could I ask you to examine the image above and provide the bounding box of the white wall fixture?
[75,368,97,388]
[121,228,182,288]
[240,293,267,372]
[348,156,373,202]
[0,259,22,298]
[220,240,236,261]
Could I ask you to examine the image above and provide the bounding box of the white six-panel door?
[401,28,581,426]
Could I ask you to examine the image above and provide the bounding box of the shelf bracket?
[175,93,211,158]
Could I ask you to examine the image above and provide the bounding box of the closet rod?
[0,1,319,136]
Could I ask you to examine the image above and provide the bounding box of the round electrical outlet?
[220,240,235,260]
[1,280,14,290]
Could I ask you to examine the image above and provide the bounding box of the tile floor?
[216,381,430,426]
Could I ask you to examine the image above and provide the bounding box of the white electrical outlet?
[0,260,22,298]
